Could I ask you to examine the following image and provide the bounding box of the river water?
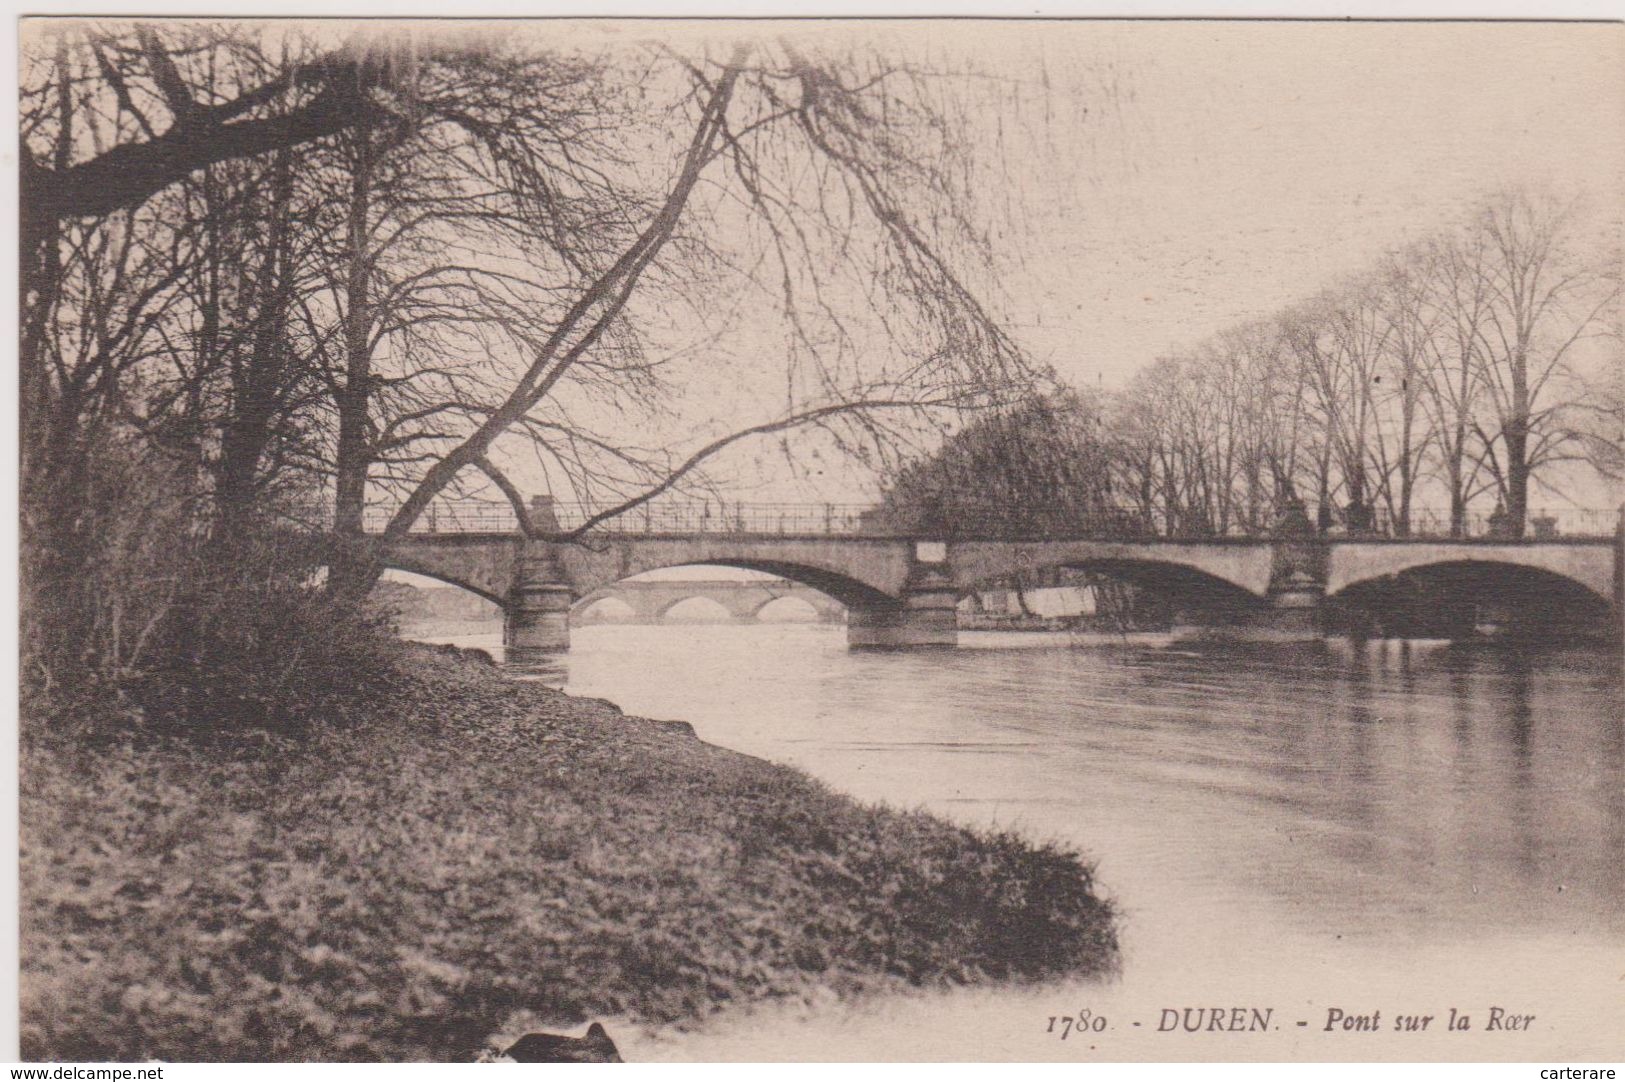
[416,619,1624,1061]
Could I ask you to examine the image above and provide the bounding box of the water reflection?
[413,621,1624,1059]
[441,625,1624,938]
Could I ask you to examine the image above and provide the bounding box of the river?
[413,619,1624,1061]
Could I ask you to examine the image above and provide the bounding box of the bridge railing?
[294,499,1621,541]
[1372,505,1618,541]
[559,502,879,536]
[287,501,880,535]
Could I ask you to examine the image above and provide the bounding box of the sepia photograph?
[13,11,1625,1066]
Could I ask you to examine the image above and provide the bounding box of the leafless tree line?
[874,189,1619,545]
[1108,189,1620,540]
[19,21,1038,694]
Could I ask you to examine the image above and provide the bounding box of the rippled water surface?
[421,622,1624,1060]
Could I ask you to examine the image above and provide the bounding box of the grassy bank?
[21,645,1117,1062]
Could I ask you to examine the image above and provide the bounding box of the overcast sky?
[951,20,1623,387]
[306,18,1621,507]
[656,19,1624,501]
[352,17,1623,591]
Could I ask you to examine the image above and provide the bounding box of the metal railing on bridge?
[335,501,879,536]
[290,499,1621,542]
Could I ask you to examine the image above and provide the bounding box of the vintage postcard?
[14,13,1624,1067]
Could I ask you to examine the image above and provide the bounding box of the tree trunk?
[1448,454,1466,539]
[217,150,298,530]
[1504,426,1530,539]
[1505,348,1531,538]
[21,43,73,512]
[330,128,379,598]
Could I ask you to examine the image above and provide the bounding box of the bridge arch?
[376,536,520,606]
[569,578,844,625]
[655,595,736,623]
[1326,542,1616,603]
[574,595,638,623]
[650,595,690,621]
[1330,557,1617,638]
[375,557,507,607]
[604,562,877,611]
[751,594,827,622]
[949,539,1275,602]
[556,539,910,610]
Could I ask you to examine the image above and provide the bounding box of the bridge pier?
[848,543,958,648]
[504,544,573,658]
[1169,536,1328,641]
[1247,537,1328,641]
[1245,577,1326,640]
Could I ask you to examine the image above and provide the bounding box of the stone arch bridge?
[373,518,1623,656]
[573,578,846,624]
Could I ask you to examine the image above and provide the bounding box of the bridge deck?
[310,498,1620,543]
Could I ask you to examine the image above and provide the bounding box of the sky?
[950,20,1622,387]
[32,17,1620,507]
[356,18,1623,583]
[660,19,1624,500]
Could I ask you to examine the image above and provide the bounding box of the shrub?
[128,529,401,735]
[22,419,399,738]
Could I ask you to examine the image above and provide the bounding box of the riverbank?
[20,643,1118,1062]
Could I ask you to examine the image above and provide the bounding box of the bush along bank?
[20,644,1118,1062]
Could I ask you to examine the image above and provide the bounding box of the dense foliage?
[874,391,1121,537]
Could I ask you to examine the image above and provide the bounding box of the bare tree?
[23,24,1044,618]
[349,41,1036,567]
[1282,279,1401,533]
[1574,344,1625,483]
[1405,231,1498,536]
[21,25,388,472]
[269,44,640,590]
[19,24,420,224]
[1467,189,1618,535]
[1369,253,1435,536]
